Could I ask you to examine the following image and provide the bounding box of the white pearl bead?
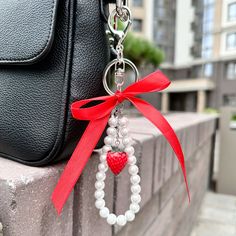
[125,210,135,222]
[95,199,105,209]
[129,165,139,175]
[128,156,137,165]
[131,184,141,194]
[100,154,107,162]
[120,127,129,136]
[102,145,111,154]
[95,181,105,190]
[130,175,141,184]
[107,214,117,225]
[130,203,140,213]
[117,215,127,226]
[94,190,105,199]
[108,117,118,127]
[98,163,108,172]
[125,146,135,156]
[122,137,132,146]
[104,136,114,146]
[96,172,106,181]
[107,127,117,136]
[131,194,141,203]
[119,117,128,127]
[99,207,109,218]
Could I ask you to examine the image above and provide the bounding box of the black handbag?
[0,0,114,166]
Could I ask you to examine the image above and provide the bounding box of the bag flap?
[0,0,59,65]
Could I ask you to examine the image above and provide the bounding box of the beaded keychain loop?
[94,1,142,226]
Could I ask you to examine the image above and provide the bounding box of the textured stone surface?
[73,153,114,236]
[117,193,160,236]
[0,113,217,236]
[0,223,2,236]
[132,133,155,207]
[153,135,165,193]
[0,158,73,236]
[114,133,155,233]
[191,192,236,236]
[116,113,217,236]
[144,198,173,236]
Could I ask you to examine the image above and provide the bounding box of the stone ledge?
[0,113,218,236]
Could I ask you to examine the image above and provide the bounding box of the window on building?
[204,0,215,4]
[202,0,215,58]
[204,63,214,77]
[204,5,214,22]
[223,94,236,106]
[202,35,213,58]
[228,2,236,21]
[203,21,213,33]
[132,19,143,32]
[226,32,236,50]
[156,30,165,42]
[226,62,236,80]
[132,0,143,7]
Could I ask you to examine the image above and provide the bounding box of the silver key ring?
[103,58,139,95]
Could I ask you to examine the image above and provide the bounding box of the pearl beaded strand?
[95,114,141,226]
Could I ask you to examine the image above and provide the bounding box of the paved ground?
[191,192,236,236]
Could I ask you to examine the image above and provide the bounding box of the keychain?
[95,4,141,226]
[51,1,189,225]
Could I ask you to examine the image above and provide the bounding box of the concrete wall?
[217,107,236,195]
[0,113,217,236]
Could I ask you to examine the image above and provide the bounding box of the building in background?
[129,0,154,40]
[130,0,236,112]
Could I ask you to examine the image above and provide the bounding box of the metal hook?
[107,7,132,44]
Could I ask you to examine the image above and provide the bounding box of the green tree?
[123,33,164,68]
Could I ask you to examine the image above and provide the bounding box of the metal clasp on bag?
[116,0,129,21]
[107,6,132,43]
[103,0,139,96]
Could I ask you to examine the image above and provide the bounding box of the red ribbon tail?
[51,115,110,215]
[128,96,190,202]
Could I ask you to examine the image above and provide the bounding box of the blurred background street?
[123,0,236,235]
[126,0,236,113]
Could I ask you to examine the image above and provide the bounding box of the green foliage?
[112,20,164,67]
[123,33,164,67]
[203,108,219,114]
[231,114,236,121]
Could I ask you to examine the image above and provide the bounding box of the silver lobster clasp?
[107,6,132,43]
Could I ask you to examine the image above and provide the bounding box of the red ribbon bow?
[52,70,190,214]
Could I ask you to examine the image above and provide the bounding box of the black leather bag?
[0,0,113,166]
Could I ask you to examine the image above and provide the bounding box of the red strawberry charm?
[107,151,128,175]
